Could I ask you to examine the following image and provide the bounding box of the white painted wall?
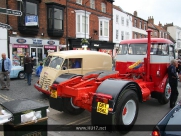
[113,8,132,47]
[0,28,8,57]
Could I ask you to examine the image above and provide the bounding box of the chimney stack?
[134,11,137,16]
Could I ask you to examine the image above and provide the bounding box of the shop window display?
[12,48,28,66]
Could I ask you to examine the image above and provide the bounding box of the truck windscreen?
[44,56,63,69]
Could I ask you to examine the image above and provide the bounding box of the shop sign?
[16,39,26,43]
[13,44,29,48]
[44,45,56,49]
[32,39,42,44]
[47,41,55,45]
[25,15,38,26]
[94,44,99,47]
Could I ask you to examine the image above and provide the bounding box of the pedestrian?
[24,57,33,86]
[23,52,30,81]
[36,62,43,77]
[0,53,12,90]
[168,59,179,108]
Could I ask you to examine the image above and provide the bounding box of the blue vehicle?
[152,100,181,136]
[9,65,25,79]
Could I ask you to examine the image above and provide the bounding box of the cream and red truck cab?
[34,50,112,95]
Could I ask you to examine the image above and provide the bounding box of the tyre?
[18,72,25,79]
[114,89,139,134]
[158,79,171,104]
[63,98,85,115]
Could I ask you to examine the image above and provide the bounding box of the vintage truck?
[48,29,175,133]
[34,51,112,95]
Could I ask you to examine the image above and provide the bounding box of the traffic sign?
[0,22,12,30]
[0,7,22,16]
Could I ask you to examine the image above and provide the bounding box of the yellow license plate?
[96,102,109,115]
[50,90,57,98]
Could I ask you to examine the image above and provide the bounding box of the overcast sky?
[114,0,181,27]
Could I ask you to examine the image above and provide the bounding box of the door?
[30,47,43,66]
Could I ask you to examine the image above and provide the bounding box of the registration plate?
[96,102,109,115]
[50,90,57,98]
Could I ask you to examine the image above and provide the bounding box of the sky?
[114,0,181,27]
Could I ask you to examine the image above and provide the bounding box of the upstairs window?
[101,3,106,13]
[121,31,124,40]
[47,7,63,30]
[76,0,82,4]
[140,21,142,29]
[98,16,110,41]
[126,32,129,39]
[144,23,146,30]
[26,2,37,16]
[134,33,137,39]
[126,19,129,26]
[154,31,157,37]
[134,19,137,27]
[90,0,95,9]
[116,30,119,40]
[116,15,119,23]
[121,17,124,25]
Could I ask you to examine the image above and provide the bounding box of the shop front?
[10,37,59,66]
[68,38,114,55]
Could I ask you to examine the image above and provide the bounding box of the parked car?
[4,65,25,80]
[152,100,181,136]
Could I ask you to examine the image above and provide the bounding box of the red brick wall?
[7,0,113,44]
[0,0,7,24]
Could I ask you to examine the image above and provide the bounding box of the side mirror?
[62,66,67,70]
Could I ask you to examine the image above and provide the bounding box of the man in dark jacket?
[168,59,179,108]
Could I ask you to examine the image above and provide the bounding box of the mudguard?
[91,79,141,126]
[53,73,82,84]
[49,73,82,112]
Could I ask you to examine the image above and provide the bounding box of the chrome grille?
[39,75,51,91]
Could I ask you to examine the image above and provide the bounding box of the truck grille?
[39,75,51,91]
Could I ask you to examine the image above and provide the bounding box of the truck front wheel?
[63,98,85,115]
[158,80,171,104]
[114,90,139,134]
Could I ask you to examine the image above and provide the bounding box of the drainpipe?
[6,0,10,58]
[66,0,68,50]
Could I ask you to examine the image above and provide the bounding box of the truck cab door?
[68,58,82,75]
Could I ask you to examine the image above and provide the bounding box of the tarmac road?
[0,75,180,136]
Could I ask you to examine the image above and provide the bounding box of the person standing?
[0,53,12,90]
[24,57,33,86]
[168,59,179,108]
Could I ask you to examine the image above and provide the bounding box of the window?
[126,19,129,26]
[140,21,142,29]
[47,7,63,30]
[90,0,95,9]
[144,23,146,30]
[46,56,64,69]
[126,32,129,39]
[134,33,137,39]
[154,31,157,37]
[101,3,106,13]
[116,15,119,23]
[121,31,124,40]
[117,44,128,55]
[160,32,162,38]
[69,58,82,69]
[26,2,37,15]
[75,10,91,38]
[134,19,137,27]
[140,34,142,38]
[150,44,169,55]
[76,0,82,4]
[121,17,124,25]
[116,30,119,40]
[98,17,110,41]
[129,44,147,55]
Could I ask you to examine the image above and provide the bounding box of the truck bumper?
[34,82,51,95]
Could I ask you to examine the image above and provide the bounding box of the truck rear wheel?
[63,98,85,115]
[158,80,171,104]
[114,90,139,134]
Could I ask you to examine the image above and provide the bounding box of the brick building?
[131,11,148,39]
[7,0,114,66]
